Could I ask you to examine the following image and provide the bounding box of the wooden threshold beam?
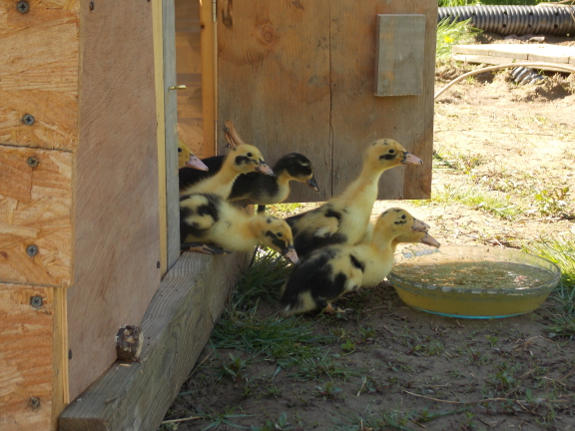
[59,251,249,431]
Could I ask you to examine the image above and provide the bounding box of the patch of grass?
[524,238,575,338]
[436,18,478,61]
[433,183,523,220]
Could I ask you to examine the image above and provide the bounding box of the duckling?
[278,208,435,317]
[179,152,320,209]
[362,218,441,251]
[229,153,319,204]
[180,193,299,264]
[178,140,209,171]
[179,155,224,191]
[180,144,274,198]
[286,139,422,260]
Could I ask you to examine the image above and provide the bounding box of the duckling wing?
[228,172,280,203]
[179,156,224,192]
[279,247,364,316]
[289,206,348,259]
[179,193,221,242]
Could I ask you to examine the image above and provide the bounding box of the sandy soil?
[163,39,575,431]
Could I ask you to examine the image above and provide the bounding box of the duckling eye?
[276,232,283,237]
[178,148,182,153]
[389,149,395,154]
[247,152,253,158]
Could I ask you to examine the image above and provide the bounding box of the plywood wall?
[0,285,55,430]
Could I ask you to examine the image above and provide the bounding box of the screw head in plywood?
[17,0,29,13]
[28,397,40,410]
[27,156,39,168]
[26,244,38,257]
[30,296,43,308]
[22,114,35,125]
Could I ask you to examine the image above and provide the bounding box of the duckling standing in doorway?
[278,208,437,317]
[179,144,274,198]
[178,140,209,171]
[286,139,422,260]
[180,193,300,264]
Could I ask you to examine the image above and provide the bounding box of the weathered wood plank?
[0,145,72,287]
[67,0,160,401]
[452,43,575,65]
[0,2,79,150]
[0,284,55,431]
[451,54,572,72]
[200,0,216,158]
[175,0,205,157]
[59,252,249,431]
[217,0,332,202]
[375,14,426,97]
[330,0,436,199]
[164,0,180,269]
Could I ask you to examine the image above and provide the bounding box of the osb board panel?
[217,0,435,202]
[0,285,55,431]
[175,0,205,158]
[217,0,332,202]
[0,1,79,150]
[0,145,72,287]
[67,0,160,401]
[330,0,436,198]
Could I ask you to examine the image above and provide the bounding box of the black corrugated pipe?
[438,5,575,36]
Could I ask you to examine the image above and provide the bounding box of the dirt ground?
[163,37,575,431]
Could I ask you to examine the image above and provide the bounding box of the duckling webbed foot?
[322,303,356,316]
[181,242,232,255]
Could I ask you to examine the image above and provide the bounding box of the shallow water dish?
[388,245,561,319]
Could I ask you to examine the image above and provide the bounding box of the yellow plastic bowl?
[388,245,561,319]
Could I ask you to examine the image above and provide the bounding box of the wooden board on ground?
[59,252,249,431]
[217,0,435,202]
[452,44,575,68]
[67,0,160,402]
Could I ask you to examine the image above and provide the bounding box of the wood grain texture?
[217,0,332,202]
[59,252,249,431]
[67,0,161,401]
[0,285,55,431]
[217,0,435,202]
[330,0,436,199]
[0,1,79,150]
[164,0,180,269]
[0,145,72,287]
[375,14,426,96]
[200,0,216,158]
[175,0,205,157]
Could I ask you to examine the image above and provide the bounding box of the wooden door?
[217,0,436,202]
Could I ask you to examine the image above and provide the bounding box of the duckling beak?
[186,156,209,171]
[256,162,275,177]
[282,246,300,265]
[402,152,423,165]
[306,176,320,192]
[419,232,441,248]
[411,218,430,233]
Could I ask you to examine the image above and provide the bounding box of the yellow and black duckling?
[180,193,300,264]
[278,208,437,317]
[179,144,274,198]
[179,153,320,208]
[285,139,422,260]
[178,140,209,170]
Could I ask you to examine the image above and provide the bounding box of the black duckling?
[278,208,436,316]
[179,143,274,198]
[180,193,299,264]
